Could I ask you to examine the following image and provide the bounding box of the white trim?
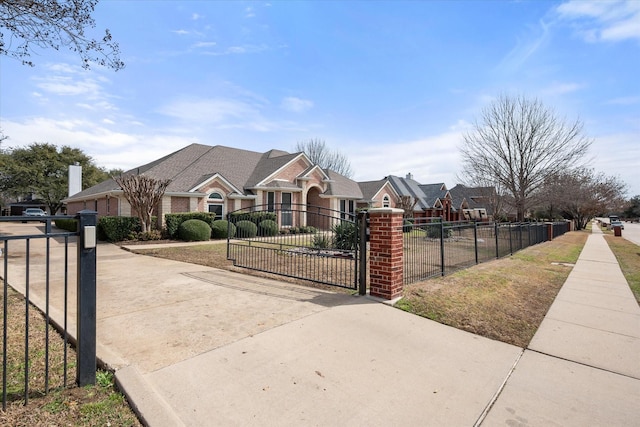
[188,173,242,194]
[371,180,400,201]
[298,164,330,181]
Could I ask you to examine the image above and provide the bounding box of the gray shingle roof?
[324,170,363,198]
[358,179,388,201]
[65,143,363,201]
[387,175,430,210]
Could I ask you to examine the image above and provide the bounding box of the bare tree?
[397,195,417,219]
[296,139,353,178]
[540,168,627,230]
[0,0,124,70]
[113,174,171,233]
[460,94,592,221]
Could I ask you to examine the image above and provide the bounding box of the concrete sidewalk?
[482,223,640,426]
[2,222,639,426]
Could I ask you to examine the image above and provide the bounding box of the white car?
[610,220,624,230]
[22,208,47,217]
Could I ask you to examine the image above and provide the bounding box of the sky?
[1,0,639,196]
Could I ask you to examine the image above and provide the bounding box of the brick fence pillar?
[368,208,404,300]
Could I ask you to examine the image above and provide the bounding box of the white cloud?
[556,0,640,42]
[606,96,640,105]
[1,116,198,171]
[245,7,255,18]
[541,81,586,96]
[192,41,217,48]
[281,97,314,113]
[192,13,202,21]
[498,19,551,72]
[348,130,464,186]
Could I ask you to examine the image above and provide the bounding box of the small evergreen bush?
[235,220,258,238]
[258,219,279,236]
[332,222,357,250]
[403,219,414,233]
[54,218,78,232]
[211,220,236,239]
[178,219,211,242]
[165,212,217,238]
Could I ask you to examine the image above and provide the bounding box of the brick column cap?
[368,208,404,215]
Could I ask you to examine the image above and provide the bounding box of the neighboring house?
[358,174,497,222]
[64,144,363,227]
[449,184,502,221]
[357,178,399,210]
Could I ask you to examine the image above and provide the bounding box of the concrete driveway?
[2,222,522,426]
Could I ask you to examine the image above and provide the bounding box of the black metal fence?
[1,211,97,410]
[403,219,570,285]
[227,204,361,290]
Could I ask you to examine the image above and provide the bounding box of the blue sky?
[1,0,639,196]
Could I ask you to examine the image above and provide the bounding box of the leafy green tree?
[624,195,640,219]
[0,143,111,214]
[0,0,124,70]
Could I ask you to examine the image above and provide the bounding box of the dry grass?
[396,231,588,348]
[604,235,640,304]
[133,242,355,293]
[0,285,141,426]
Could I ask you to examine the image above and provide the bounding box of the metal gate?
[227,204,361,291]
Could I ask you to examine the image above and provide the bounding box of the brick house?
[64,143,363,226]
[358,174,495,222]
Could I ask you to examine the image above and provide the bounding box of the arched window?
[382,195,390,208]
[207,192,224,219]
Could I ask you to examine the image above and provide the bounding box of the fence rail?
[227,204,360,290]
[1,212,97,410]
[403,220,570,285]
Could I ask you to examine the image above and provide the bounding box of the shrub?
[235,220,258,238]
[165,212,217,238]
[98,216,141,242]
[178,219,211,242]
[403,219,414,233]
[228,211,277,226]
[54,218,77,232]
[312,234,331,249]
[211,220,236,239]
[332,221,357,250]
[133,230,163,241]
[258,219,279,237]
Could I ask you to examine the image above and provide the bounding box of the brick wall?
[368,208,404,300]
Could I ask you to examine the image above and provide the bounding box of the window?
[281,192,292,226]
[267,191,275,212]
[340,199,355,219]
[382,195,390,208]
[207,192,224,219]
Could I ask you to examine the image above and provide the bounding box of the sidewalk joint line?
[473,349,525,427]
[527,349,640,381]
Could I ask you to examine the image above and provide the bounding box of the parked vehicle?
[22,208,46,217]
[21,208,47,223]
[610,220,624,230]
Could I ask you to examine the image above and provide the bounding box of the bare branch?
[459,94,592,221]
[295,138,353,178]
[113,174,171,232]
[0,0,124,70]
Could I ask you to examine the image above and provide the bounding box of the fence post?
[76,210,97,386]
[440,221,445,276]
[358,211,368,296]
[368,208,403,300]
[474,222,479,264]
[494,222,499,259]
